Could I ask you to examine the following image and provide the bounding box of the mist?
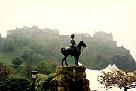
[0,0,136,59]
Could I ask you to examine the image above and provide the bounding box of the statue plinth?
[51,66,91,91]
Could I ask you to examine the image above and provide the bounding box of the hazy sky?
[0,0,136,59]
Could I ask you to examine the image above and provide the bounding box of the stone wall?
[51,66,91,91]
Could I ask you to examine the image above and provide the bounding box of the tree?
[98,69,136,91]
[12,57,23,68]
[21,49,33,78]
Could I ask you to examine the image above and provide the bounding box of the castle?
[93,31,117,46]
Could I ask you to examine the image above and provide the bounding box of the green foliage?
[41,73,56,91]
[1,38,15,52]
[20,49,34,78]
[35,61,57,75]
[32,73,56,91]
[10,65,27,77]
[12,57,23,68]
[36,74,48,91]
[0,62,10,79]
[31,53,44,66]
[0,77,31,91]
[21,49,33,62]
[21,49,44,65]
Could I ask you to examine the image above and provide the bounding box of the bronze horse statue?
[61,41,86,66]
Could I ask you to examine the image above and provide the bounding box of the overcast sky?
[0,0,136,59]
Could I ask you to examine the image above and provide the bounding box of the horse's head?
[78,41,86,48]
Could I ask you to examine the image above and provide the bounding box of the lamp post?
[31,70,38,91]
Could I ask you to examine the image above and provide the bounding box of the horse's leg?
[64,56,68,66]
[62,56,68,66]
[62,56,66,66]
[74,56,79,66]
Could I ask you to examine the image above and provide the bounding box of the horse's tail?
[61,48,65,53]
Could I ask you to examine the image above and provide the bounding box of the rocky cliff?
[51,66,91,91]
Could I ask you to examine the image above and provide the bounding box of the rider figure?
[70,34,76,50]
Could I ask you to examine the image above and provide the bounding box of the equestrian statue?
[61,34,86,66]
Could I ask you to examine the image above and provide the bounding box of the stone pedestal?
[51,66,91,91]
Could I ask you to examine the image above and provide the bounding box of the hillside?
[0,26,136,71]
